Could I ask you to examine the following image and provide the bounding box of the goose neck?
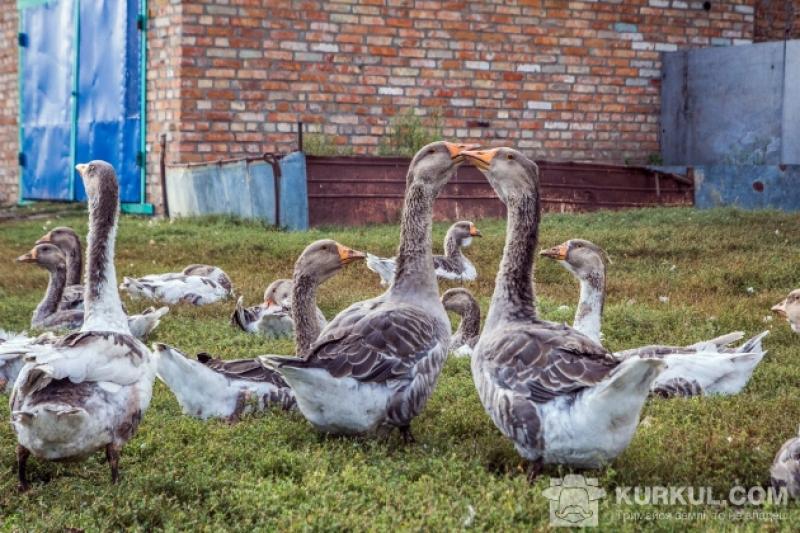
[390,180,439,300]
[82,186,128,333]
[574,273,605,344]
[485,192,539,331]
[292,271,321,355]
[34,263,67,325]
[65,241,82,286]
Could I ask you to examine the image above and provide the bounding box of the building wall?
[754,0,799,41]
[168,0,756,166]
[1,0,791,208]
[0,7,18,206]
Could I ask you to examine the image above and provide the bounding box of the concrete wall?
[661,40,799,166]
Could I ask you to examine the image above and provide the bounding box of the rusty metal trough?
[306,156,693,227]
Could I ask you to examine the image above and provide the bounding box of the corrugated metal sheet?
[165,152,309,231]
[306,156,693,227]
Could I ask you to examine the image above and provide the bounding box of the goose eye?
[88,165,96,172]
[506,154,513,160]
[428,149,436,154]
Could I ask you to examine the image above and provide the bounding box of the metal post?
[297,121,303,153]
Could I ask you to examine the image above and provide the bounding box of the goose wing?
[16,331,151,395]
[481,323,617,403]
[198,355,289,387]
[271,303,444,384]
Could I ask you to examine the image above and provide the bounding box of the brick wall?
[0,7,18,205]
[0,0,780,207]
[754,0,799,40]
[165,0,756,167]
[144,0,184,211]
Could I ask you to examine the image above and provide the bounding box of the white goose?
[539,239,768,397]
[261,141,471,440]
[230,278,327,338]
[464,147,664,479]
[120,264,233,305]
[366,220,481,287]
[154,240,366,421]
[9,161,157,490]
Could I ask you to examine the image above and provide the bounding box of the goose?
[119,264,233,305]
[153,345,296,421]
[771,427,800,499]
[462,147,664,479]
[36,226,84,310]
[366,220,481,287]
[10,161,157,490]
[15,243,168,341]
[230,279,327,338]
[155,240,366,421]
[539,238,768,397]
[260,141,472,440]
[441,288,481,357]
[772,290,800,333]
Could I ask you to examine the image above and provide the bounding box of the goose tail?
[366,253,395,287]
[688,331,744,352]
[734,330,769,354]
[592,357,665,401]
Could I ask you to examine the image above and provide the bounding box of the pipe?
[159,133,169,218]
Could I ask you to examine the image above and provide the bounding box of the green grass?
[0,207,799,530]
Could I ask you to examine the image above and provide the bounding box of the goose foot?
[106,444,120,484]
[526,459,544,484]
[399,426,416,444]
[17,445,30,492]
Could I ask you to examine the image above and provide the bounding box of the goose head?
[264,279,293,310]
[16,243,66,272]
[441,287,477,316]
[461,147,538,201]
[407,141,475,193]
[294,239,367,284]
[448,221,482,249]
[76,160,119,204]
[36,226,80,252]
[772,289,800,333]
[540,239,609,285]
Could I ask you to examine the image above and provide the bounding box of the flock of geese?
[1,143,799,498]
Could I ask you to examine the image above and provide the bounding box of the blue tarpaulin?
[20,0,75,200]
[19,0,144,203]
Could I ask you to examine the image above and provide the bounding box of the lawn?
[0,207,798,531]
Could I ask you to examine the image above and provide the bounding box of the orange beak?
[16,249,37,263]
[264,297,277,308]
[462,148,500,170]
[444,142,480,159]
[35,231,53,245]
[469,223,482,237]
[540,242,569,261]
[337,243,367,264]
[772,300,788,318]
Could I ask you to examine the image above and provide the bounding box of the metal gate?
[18,0,147,210]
